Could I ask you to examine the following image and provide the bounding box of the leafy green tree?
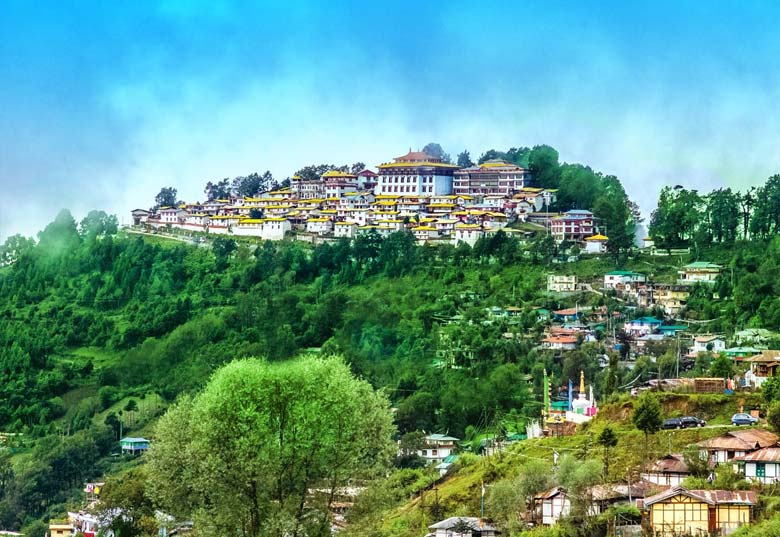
[632,395,662,461]
[95,469,158,537]
[422,142,450,163]
[557,454,602,522]
[597,426,618,480]
[0,234,35,266]
[768,401,780,434]
[457,150,474,167]
[154,187,178,208]
[709,355,734,379]
[147,356,395,537]
[527,145,560,188]
[204,178,232,201]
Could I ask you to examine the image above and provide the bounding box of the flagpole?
[481,480,485,525]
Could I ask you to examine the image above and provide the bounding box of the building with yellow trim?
[641,487,755,536]
[376,150,459,196]
[453,159,531,196]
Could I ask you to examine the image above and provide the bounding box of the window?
[757,463,766,477]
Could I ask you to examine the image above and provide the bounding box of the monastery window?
[756,463,766,477]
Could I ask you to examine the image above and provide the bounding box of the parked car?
[732,413,759,426]
[662,418,683,430]
[680,416,706,428]
[663,416,706,430]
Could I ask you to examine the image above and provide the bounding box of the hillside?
[3,207,780,534]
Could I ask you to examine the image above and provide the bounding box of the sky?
[2,0,780,240]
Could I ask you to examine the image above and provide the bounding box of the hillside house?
[640,487,755,537]
[550,210,594,242]
[334,221,357,239]
[535,487,570,525]
[651,284,691,316]
[542,335,578,351]
[689,335,726,357]
[418,434,459,465]
[452,224,484,246]
[745,350,780,387]
[427,517,499,537]
[696,429,778,465]
[624,317,663,337]
[724,347,762,361]
[583,234,608,254]
[547,274,577,293]
[734,447,780,484]
[120,437,150,455]
[679,262,723,284]
[131,208,150,225]
[641,454,691,487]
[603,271,646,289]
[306,218,334,235]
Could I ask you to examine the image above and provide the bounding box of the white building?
[697,429,778,465]
[641,454,691,487]
[604,271,646,289]
[690,335,726,355]
[376,150,459,196]
[536,487,571,526]
[547,274,577,293]
[428,517,499,537]
[417,434,459,465]
[452,224,484,246]
[583,234,608,254]
[734,447,780,484]
[679,262,722,284]
[334,221,357,239]
[306,218,333,235]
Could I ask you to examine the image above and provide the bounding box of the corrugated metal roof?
[643,487,756,507]
[646,454,690,474]
[733,446,780,462]
[696,429,778,451]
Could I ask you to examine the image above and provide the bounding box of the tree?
[457,150,474,168]
[232,172,274,198]
[709,355,734,379]
[597,426,618,480]
[422,142,451,163]
[79,210,118,240]
[768,401,780,434]
[632,395,662,462]
[204,178,232,201]
[147,356,395,537]
[155,187,178,209]
[95,469,157,537]
[0,234,34,266]
[528,145,560,188]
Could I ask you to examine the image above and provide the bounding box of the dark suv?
[662,416,706,429]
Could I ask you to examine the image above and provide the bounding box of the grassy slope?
[350,392,768,537]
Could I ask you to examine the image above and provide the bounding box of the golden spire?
[580,370,585,394]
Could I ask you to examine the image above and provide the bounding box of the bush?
[98,386,120,410]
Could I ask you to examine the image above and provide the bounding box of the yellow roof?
[412,226,437,231]
[265,217,288,222]
[585,234,609,241]
[377,161,459,169]
[240,219,265,224]
[428,203,456,208]
[456,223,482,229]
[373,200,398,206]
[307,218,330,223]
[375,194,401,199]
[322,169,356,178]
[335,221,356,226]
[320,209,338,214]
[420,217,437,223]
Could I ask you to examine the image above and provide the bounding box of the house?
[535,487,570,525]
[542,335,578,351]
[650,284,690,316]
[603,271,646,290]
[547,274,577,293]
[306,218,334,235]
[733,446,780,484]
[696,429,778,465]
[552,308,582,323]
[434,454,458,477]
[678,262,723,284]
[624,317,663,337]
[453,158,531,196]
[689,335,726,356]
[412,226,440,242]
[334,221,357,239]
[549,210,594,242]
[49,524,72,537]
[120,437,150,455]
[452,224,484,246]
[745,350,780,387]
[724,347,762,361]
[427,517,499,537]
[641,454,691,487]
[640,486,755,537]
[418,434,459,465]
[583,234,608,254]
[130,208,150,225]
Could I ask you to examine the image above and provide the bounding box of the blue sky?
[2,0,780,239]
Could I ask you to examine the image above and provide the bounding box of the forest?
[4,163,780,533]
